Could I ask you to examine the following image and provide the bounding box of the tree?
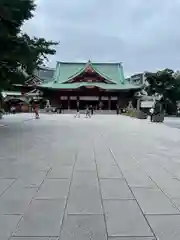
[21,34,58,75]
[145,69,180,113]
[0,0,58,91]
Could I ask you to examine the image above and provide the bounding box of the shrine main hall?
[36,61,142,110]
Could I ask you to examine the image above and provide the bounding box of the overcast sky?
[23,0,180,76]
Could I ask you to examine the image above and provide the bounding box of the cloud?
[23,0,180,76]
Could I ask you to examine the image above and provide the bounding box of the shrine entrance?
[79,96,99,110]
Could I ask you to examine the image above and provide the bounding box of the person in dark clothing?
[149,108,154,122]
[75,102,80,118]
[59,104,63,114]
[116,104,120,115]
[89,105,93,115]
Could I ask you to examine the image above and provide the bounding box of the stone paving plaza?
[1,113,180,240]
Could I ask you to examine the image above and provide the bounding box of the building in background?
[13,61,143,111]
[126,73,145,85]
[34,67,55,83]
[1,90,41,112]
[14,67,55,95]
[35,61,142,110]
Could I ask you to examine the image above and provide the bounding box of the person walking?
[85,106,91,118]
[177,108,180,117]
[149,107,154,122]
[89,105,93,115]
[75,102,80,118]
[45,99,51,112]
[33,102,40,119]
[11,105,16,114]
[60,104,64,114]
[58,104,63,114]
[116,104,120,115]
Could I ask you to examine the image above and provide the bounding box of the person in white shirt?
[11,106,16,114]
[149,108,154,122]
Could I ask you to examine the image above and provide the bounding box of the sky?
[23,0,180,76]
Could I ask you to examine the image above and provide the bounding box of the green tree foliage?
[0,0,58,90]
[145,69,180,113]
[145,69,180,103]
[173,73,180,101]
[22,34,57,75]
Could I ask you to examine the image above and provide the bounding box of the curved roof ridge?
[57,60,122,65]
[91,63,116,84]
[63,65,86,82]
[61,61,116,84]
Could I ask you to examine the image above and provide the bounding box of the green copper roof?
[39,61,142,91]
[53,61,125,84]
[35,67,55,83]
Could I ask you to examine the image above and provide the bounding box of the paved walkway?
[1,114,180,240]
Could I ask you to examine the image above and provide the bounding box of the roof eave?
[38,84,142,91]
